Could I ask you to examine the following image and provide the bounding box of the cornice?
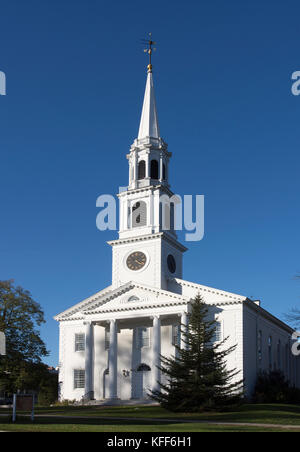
[107,231,187,252]
[129,136,170,153]
[108,232,163,246]
[53,285,113,321]
[170,278,246,302]
[86,299,187,316]
[117,184,175,198]
[244,298,295,334]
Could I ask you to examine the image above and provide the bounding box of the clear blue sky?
[1,0,300,367]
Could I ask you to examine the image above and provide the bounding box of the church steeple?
[127,48,171,191]
[109,42,186,290]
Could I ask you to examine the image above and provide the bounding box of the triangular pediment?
[54,281,189,321]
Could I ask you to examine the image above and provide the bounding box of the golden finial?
[142,33,156,73]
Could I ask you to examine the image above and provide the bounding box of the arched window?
[137,363,151,372]
[150,159,159,179]
[132,201,147,227]
[138,160,146,179]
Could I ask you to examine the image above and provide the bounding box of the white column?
[152,316,161,394]
[125,197,130,230]
[146,151,150,180]
[149,189,154,229]
[166,158,169,184]
[134,151,138,188]
[128,157,132,185]
[159,153,163,182]
[84,321,93,398]
[120,196,129,232]
[119,197,124,232]
[108,319,118,399]
[180,311,189,350]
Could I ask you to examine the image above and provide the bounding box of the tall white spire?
[138,71,160,140]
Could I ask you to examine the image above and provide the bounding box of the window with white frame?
[212,321,222,342]
[105,328,110,350]
[74,369,85,389]
[172,324,180,346]
[136,327,150,348]
[75,333,85,352]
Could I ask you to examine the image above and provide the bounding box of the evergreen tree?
[150,294,243,411]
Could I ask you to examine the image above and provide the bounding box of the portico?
[81,303,190,401]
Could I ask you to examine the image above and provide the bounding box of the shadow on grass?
[199,404,300,425]
[1,403,300,427]
[1,417,299,433]
[0,416,177,427]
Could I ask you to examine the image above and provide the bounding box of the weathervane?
[142,33,156,73]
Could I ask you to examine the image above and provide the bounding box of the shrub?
[52,399,76,406]
[253,370,300,403]
[37,380,58,406]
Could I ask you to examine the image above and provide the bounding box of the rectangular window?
[136,327,150,348]
[212,321,222,342]
[258,330,262,363]
[74,369,85,389]
[105,328,110,350]
[277,340,281,370]
[75,333,85,352]
[172,324,180,346]
[268,336,273,370]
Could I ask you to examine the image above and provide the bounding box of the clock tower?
[108,57,187,290]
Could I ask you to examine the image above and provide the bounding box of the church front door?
[131,364,152,399]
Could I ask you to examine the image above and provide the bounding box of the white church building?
[54,57,300,403]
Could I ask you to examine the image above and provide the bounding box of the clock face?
[167,254,176,273]
[126,251,147,271]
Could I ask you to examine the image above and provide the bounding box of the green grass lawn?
[0,419,298,432]
[0,403,300,432]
